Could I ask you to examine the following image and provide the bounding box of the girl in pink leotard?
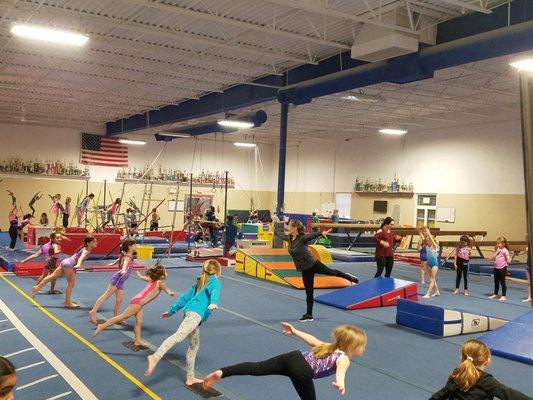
[49,194,62,228]
[93,263,175,347]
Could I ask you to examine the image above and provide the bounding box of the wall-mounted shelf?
[354,191,414,197]
[0,172,90,181]
[115,178,235,189]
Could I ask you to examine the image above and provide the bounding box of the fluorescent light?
[234,142,256,148]
[218,119,254,129]
[11,24,89,46]
[119,139,146,145]
[379,128,407,135]
[510,59,533,72]
[157,132,190,138]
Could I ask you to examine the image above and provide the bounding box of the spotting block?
[315,277,418,310]
[479,311,533,365]
[14,261,49,277]
[61,233,121,256]
[396,299,507,337]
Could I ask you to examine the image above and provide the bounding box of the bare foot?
[144,355,158,377]
[88,311,97,324]
[185,378,204,386]
[134,341,149,348]
[203,370,222,390]
[488,294,498,299]
[499,296,506,301]
[522,298,532,303]
[31,286,39,299]
[452,289,459,295]
[422,294,430,299]
[464,291,469,296]
[93,324,103,337]
[64,302,79,308]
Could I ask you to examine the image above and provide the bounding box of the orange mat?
[285,276,352,289]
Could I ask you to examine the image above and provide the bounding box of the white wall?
[277,118,525,195]
[0,123,276,191]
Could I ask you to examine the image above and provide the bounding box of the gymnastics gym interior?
[0,1,532,399]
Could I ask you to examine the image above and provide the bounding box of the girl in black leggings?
[203,322,367,400]
[489,237,511,302]
[275,220,358,322]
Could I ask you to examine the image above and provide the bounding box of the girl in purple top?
[489,237,511,301]
[20,232,65,295]
[32,235,97,308]
[453,235,473,296]
[89,239,136,324]
[202,323,367,400]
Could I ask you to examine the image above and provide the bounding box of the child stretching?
[203,322,367,400]
[431,339,531,399]
[32,236,97,308]
[89,239,136,324]
[144,259,222,386]
[20,232,64,295]
[93,263,175,347]
[0,356,16,400]
[489,237,511,301]
[416,226,429,284]
[102,198,121,228]
[454,236,473,296]
[423,229,440,298]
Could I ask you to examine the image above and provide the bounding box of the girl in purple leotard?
[89,239,136,324]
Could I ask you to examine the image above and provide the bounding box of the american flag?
[80,133,128,167]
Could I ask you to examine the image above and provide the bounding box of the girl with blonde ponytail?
[145,259,222,388]
[431,339,531,399]
[203,323,367,400]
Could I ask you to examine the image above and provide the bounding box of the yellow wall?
[0,176,271,230]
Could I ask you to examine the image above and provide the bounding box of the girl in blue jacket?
[144,259,222,386]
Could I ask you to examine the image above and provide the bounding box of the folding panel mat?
[315,277,418,310]
[396,299,507,337]
[235,249,351,289]
[479,311,533,365]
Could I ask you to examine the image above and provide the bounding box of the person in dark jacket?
[223,215,238,258]
[373,217,397,278]
[276,220,358,322]
[431,339,531,400]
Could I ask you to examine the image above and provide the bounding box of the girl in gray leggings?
[144,260,222,386]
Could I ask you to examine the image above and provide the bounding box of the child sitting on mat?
[453,235,473,296]
[93,263,175,348]
[203,322,367,400]
[431,339,531,399]
[0,356,16,400]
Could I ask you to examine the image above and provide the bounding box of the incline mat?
[479,311,533,365]
[315,277,418,310]
[396,299,507,337]
[235,249,351,289]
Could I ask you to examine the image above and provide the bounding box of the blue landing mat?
[329,248,375,262]
[480,311,533,365]
[0,232,24,250]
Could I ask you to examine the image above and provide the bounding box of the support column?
[276,102,289,217]
[519,71,533,305]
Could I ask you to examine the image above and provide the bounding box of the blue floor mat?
[479,311,533,365]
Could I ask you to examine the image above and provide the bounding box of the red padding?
[65,227,89,233]
[61,233,121,256]
[14,262,45,277]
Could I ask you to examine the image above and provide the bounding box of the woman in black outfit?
[276,220,359,322]
[205,206,217,246]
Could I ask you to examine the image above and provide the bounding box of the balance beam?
[439,240,527,260]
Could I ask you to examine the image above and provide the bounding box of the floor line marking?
[0,319,8,322]
[45,392,73,400]
[16,374,58,390]
[16,361,46,371]
[3,347,35,358]
[0,327,16,334]
[0,277,145,400]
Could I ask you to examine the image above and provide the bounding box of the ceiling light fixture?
[218,120,254,129]
[11,24,89,46]
[157,132,191,138]
[510,59,533,72]
[118,138,146,145]
[379,128,407,135]
[234,142,256,148]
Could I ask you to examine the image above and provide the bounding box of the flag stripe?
[80,133,128,167]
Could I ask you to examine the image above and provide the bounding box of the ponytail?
[451,339,490,392]
[197,259,221,292]
[312,324,367,360]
